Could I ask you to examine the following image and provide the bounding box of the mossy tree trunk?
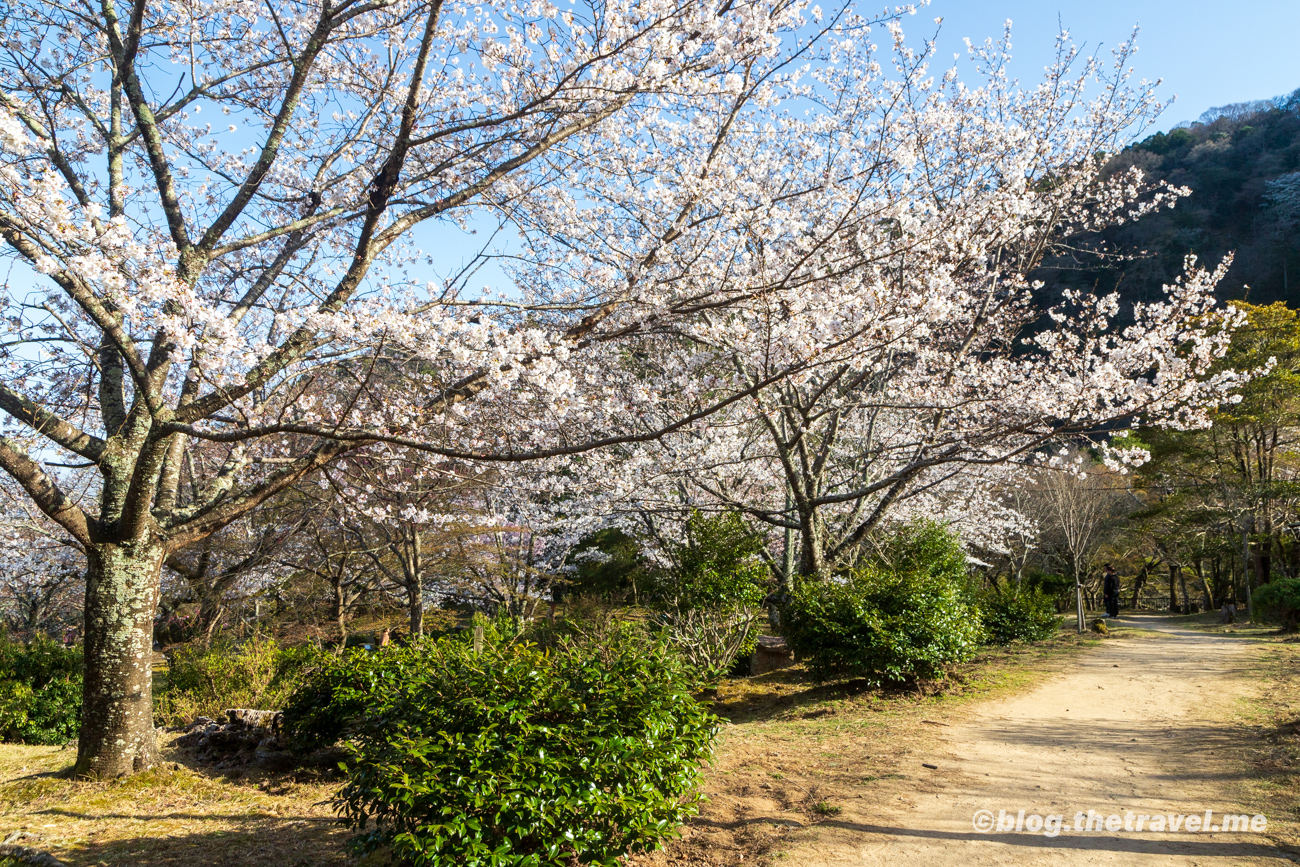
[75,541,166,778]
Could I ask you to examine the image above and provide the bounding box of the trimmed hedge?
[290,622,717,866]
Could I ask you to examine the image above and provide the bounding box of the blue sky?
[448,2,1300,295]
[925,0,1300,131]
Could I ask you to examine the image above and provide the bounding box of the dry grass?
[0,734,348,866]
[1231,637,1300,855]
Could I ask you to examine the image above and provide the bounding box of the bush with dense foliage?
[279,646,378,753]
[155,634,322,726]
[782,522,981,683]
[0,635,82,744]
[284,615,536,753]
[652,511,767,613]
[1254,578,1300,631]
[651,511,767,677]
[979,587,1060,644]
[326,623,716,867]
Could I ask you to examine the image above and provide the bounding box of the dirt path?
[793,616,1294,866]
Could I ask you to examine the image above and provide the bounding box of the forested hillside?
[1041,89,1300,307]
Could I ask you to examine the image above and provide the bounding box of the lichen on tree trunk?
[74,542,164,778]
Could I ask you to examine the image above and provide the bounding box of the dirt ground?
[1,616,1296,866]
[789,615,1297,866]
[0,742,349,866]
[631,625,1111,867]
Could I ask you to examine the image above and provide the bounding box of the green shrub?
[284,615,533,755]
[155,634,322,726]
[1022,571,1075,611]
[979,587,1060,644]
[652,511,767,614]
[329,624,716,866]
[874,520,970,585]
[649,512,767,676]
[1254,578,1300,631]
[782,522,981,683]
[0,635,82,744]
[783,567,981,682]
[280,647,383,753]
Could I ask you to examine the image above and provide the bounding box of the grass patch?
[1228,641,1300,854]
[0,736,347,866]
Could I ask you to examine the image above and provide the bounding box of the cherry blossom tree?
[0,0,1242,782]
[0,486,86,637]
[562,31,1243,585]
[315,446,490,636]
[162,508,309,642]
[0,0,884,776]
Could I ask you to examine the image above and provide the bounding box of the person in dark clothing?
[1102,564,1121,619]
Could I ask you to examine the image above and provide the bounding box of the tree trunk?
[1179,569,1192,613]
[74,542,164,778]
[1231,554,1240,607]
[797,514,824,582]
[331,580,349,645]
[1195,559,1213,612]
[1257,545,1272,590]
[407,581,423,637]
[1074,572,1085,633]
[1243,517,1255,622]
[1130,562,1147,610]
[405,531,423,637]
[1168,564,1179,613]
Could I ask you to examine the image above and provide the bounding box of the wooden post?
[473,621,484,656]
[1075,577,1085,633]
[1243,516,1254,623]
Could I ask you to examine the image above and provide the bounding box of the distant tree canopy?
[1038,88,1300,309]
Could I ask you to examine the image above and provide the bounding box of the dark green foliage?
[873,520,970,586]
[330,624,716,866]
[567,529,648,602]
[280,645,402,754]
[1039,95,1300,311]
[782,522,981,683]
[0,635,82,744]
[650,512,768,677]
[979,587,1060,644]
[1137,126,1194,155]
[1254,578,1300,630]
[653,511,767,614]
[1023,570,1076,604]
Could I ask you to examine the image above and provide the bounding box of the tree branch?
[0,384,106,461]
[0,438,93,547]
